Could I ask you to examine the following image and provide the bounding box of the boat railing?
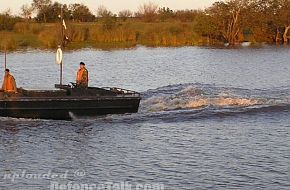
[102,87,141,97]
[54,84,140,97]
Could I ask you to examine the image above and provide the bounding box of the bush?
[0,32,17,50]
[100,17,117,30]
[0,14,20,31]
[137,2,159,22]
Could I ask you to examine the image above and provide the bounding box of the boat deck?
[0,86,141,99]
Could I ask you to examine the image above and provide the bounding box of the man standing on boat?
[1,69,17,93]
[76,62,88,88]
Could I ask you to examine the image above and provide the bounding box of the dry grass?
[0,31,17,50]
[1,21,205,50]
[38,25,60,48]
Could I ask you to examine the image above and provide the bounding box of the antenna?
[4,46,7,70]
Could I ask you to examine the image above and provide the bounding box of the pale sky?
[0,0,218,15]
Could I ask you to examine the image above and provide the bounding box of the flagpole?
[60,5,63,85]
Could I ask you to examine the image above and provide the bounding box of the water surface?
[0,46,289,190]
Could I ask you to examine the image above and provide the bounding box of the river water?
[0,46,289,190]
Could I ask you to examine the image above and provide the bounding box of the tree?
[21,4,34,21]
[137,2,159,22]
[70,3,95,22]
[2,9,12,16]
[207,0,249,45]
[32,0,52,22]
[34,2,69,22]
[158,7,174,22]
[276,0,290,43]
[0,10,20,31]
[247,0,282,43]
[96,6,116,30]
[247,0,290,44]
[96,5,113,18]
[175,9,199,22]
[118,10,132,21]
[194,11,219,43]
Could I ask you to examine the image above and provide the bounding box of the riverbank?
[0,21,221,51]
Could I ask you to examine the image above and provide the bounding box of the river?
[0,46,290,190]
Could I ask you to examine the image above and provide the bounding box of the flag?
[62,19,67,30]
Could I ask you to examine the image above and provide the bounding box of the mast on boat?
[60,5,64,85]
[56,5,69,87]
[57,5,65,86]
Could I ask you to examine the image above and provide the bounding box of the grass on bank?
[0,21,212,51]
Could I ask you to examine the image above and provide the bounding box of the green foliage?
[32,0,52,22]
[33,1,94,22]
[6,0,290,50]
[0,14,20,31]
[204,0,290,44]
[194,14,218,37]
[70,4,95,22]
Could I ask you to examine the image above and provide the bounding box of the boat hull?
[0,97,140,120]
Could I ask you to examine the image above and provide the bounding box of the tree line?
[1,0,290,46]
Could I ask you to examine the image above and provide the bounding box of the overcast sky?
[0,0,218,15]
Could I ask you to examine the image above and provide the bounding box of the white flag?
[62,19,67,30]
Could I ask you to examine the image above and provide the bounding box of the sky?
[0,0,218,15]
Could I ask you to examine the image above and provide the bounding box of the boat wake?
[100,83,290,124]
[1,83,289,125]
[141,85,260,112]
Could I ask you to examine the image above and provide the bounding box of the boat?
[0,7,141,120]
[0,84,141,120]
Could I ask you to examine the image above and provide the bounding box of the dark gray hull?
[0,86,141,120]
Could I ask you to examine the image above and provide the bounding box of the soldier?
[2,69,17,93]
[76,62,88,88]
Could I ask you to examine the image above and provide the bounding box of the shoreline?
[0,40,280,53]
[0,22,276,52]
[0,43,285,55]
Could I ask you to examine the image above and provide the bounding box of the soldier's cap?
[80,62,85,65]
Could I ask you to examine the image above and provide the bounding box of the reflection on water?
[0,46,290,190]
